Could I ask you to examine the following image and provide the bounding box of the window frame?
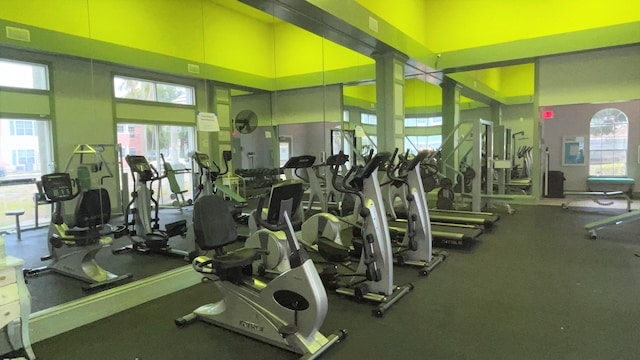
[0,58,50,91]
[588,108,629,177]
[113,75,195,106]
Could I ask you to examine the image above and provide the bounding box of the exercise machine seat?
[193,195,260,273]
[64,188,113,238]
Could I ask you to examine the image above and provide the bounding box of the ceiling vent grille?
[6,26,31,42]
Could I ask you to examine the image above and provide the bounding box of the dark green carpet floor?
[32,205,640,359]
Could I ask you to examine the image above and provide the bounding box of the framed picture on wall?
[562,135,585,166]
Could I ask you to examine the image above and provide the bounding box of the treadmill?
[383,150,484,247]
[428,209,500,228]
[388,219,482,247]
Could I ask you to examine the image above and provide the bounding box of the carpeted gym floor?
[25,203,640,360]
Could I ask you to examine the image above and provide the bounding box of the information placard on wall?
[562,135,585,166]
[197,112,219,132]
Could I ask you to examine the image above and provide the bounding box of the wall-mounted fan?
[234,110,258,134]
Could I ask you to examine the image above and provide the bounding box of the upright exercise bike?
[175,186,346,358]
[25,172,132,290]
[114,155,187,257]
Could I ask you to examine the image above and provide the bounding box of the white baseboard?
[29,265,201,343]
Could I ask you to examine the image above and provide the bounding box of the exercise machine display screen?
[405,150,429,170]
[359,152,391,180]
[41,173,75,201]
[326,153,349,166]
[192,152,211,169]
[125,155,155,181]
[267,181,304,225]
[282,155,316,169]
[125,155,152,173]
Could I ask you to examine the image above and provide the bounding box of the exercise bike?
[113,155,187,257]
[300,153,351,261]
[186,151,249,260]
[175,186,346,358]
[25,172,132,290]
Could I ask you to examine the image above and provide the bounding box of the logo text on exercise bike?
[239,320,264,332]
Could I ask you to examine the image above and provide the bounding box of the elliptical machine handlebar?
[384,148,409,189]
[328,152,372,218]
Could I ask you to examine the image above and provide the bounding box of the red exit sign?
[541,110,554,119]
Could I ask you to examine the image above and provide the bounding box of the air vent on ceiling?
[6,26,31,42]
[187,64,200,74]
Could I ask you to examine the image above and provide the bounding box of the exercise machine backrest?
[75,188,111,228]
[193,195,238,252]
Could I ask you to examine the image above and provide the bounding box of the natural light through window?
[0,58,49,90]
[589,108,628,176]
[113,76,195,105]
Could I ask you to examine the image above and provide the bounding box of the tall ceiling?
[238,0,640,72]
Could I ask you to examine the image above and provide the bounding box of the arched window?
[589,108,629,176]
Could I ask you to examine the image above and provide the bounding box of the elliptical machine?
[114,155,187,257]
[175,185,346,358]
[282,155,326,215]
[25,172,132,290]
[384,149,447,275]
[324,151,413,317]
[191,150,246,206]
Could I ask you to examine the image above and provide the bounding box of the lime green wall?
[2,0,91,37]
[203,1,275,78]
[358,0,640,53]
[1,0,375,91]
[404,79,441,108]
[354,0,430,50]
[343,83,376,103]
[501,64,535,98]
[450,64,535,102]
[88,0,205,63]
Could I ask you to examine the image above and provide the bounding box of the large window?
[0,118,54,230]
[361,135,377,157]
[361,113,377,125]
[404,116,442,127]
[0,58,49,90]
[404,135,442,154]
[589,108,628,176]
[118,123,196,205]
[113,76,195,105]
